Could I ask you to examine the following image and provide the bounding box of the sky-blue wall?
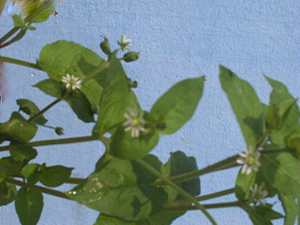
[1,1,300,224]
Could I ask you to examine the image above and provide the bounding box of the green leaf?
[287,131,300,156]
[0,157,23,182]
[38,41,106,112]
[110,128,160,160]
[39,41,104,80]
[0,182,17,206]
[94,210,185,225]
[94,57,139,135]
[39,165,73,187]
[67,157,152,221]
[265,76,300,146]
[15,188,43,225]
[0,112,37,144]
[162,151,200,199]
[34,79,94,122]
[243,204,282,225]
[280,194,299,225]
[235,171,256,201]
[261,152,300,195]
[17,98,47,125]
[66,91,95,122]
[150,77,205,135]
[131,155,168,212]
[219,66,264,147]
[21,164,40,184]
[94,214,134,225]
[34,79,63,98]
[10,144,37,162]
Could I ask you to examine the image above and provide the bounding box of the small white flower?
[123,108,147,138]
[236,147,261,175]
[62,74,82,91]
[118,34,132,51]
[249,183,268,206]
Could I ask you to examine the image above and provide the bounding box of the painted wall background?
[0,1,300,224]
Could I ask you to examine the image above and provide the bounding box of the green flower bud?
[100,37,112,55]
[123,52,140,63]
[55,127,64,136]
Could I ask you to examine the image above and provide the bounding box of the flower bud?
[100,37,112,55]
[55,127,64,136]
[123,52,139,63]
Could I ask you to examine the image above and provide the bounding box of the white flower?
[236,147,261,175]
[118,34,132,51]
[123,108,147,138]
[249,183,268,206]
[62,74,82,91]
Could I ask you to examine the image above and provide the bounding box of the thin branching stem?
[137,159,218,225]
[196,187,236,201]
[0,135,99,152]
[28,98,62,122]
[7,178,70,200]
[0,27,20,45]
[0,55,42,70]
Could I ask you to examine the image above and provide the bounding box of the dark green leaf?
[243,204,282,225]
[162,151,200,199]
[15,188,43,225]
[34,79,94,122]
[150,77,205,135]
[39,165,73,187]
[0,112,37,144]
[10,144,37,162]
[0,182,17,206]
[17,99,47,125]
[0,157,23,182]
[67,157,152,221]
[94,210,185,225]
[219,66,264,147]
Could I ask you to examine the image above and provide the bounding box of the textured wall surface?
[1,1,300,224]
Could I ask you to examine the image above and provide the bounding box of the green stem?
[166,201,241,211]
[0,28,27,49]
[163,148,284,185]
[7,178,69,200]
[28,98,62,122]
[196,188,236,201]
[0,135,98,152]
[66,177,86,185]
[0,55,42,70]
[136,159,218,225]
[0,27,20,45]
[166,155,239,185]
